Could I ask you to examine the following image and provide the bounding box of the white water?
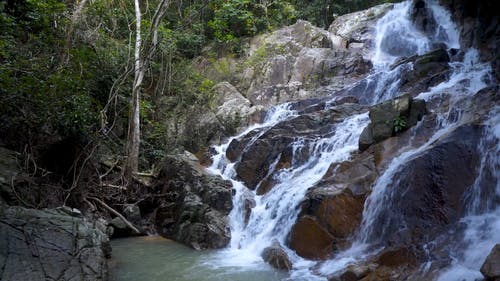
[205,0,497,280]
[436,107,500,281]
[208,103,369,279]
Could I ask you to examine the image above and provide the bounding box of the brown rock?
[365,124,483,245]
[481,244,500,280]
[376,247,418,267]
[312,190,365,238]
[288,216,334,260]
[340,264,374,281]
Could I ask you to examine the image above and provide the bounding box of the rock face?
[154,152,233,250]
[0,206,111,281]
[228,103,368,190]
[329,3,393,55]
[261,241,293,271]
[365,124,482,245]
[213,82,263,129]
[438,0,500,79]
[359,94,427,151]
[481,244,500,280]
[242,20,372,108]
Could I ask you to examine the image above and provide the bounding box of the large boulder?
[288,188,365,260]
[359,94,427,151]
[0,206,111,281]
[481,244,500,280]
[221,19,373,109]
[364,124,483,245]
[213,82,264,129]
[154,152,233,250]
[288,216,335,260]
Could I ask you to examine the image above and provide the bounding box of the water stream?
[110,237,286,281]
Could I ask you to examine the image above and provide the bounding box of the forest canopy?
[0,0,396,166]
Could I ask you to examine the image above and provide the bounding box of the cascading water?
[435,106,500,280]
[206,0,497,280]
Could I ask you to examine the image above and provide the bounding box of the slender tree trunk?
[125,0,144,178]
[124,0,170,179]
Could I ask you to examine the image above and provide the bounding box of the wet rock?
[288,215,334,260]
[481,244,500,280]
[289,187,366,259]
[410,0,438,36]
[337,264,374,281]
[231,103,368,189]
[359,94,427,151]
[0,206,110,281]
[412,48,450,78]
[318,154,378,196]
[329,3,393,55]
[359,124,375,151]
[376,247,419,267]
[154,152,233,249]
[365,124,483,245]
[261,241,293,271]
[438,0,500,79]
[242,191,256,225]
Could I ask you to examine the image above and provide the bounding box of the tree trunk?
[125,0,144,178]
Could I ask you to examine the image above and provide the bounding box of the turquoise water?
[110,237,287,281]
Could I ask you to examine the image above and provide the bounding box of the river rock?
[124,204,141,223]
[154,152,233,249]
[288,215,334,260]
[336,264,374,281]
[288,187,365,260]
[481,244,500,280]
[261,241,293,271]
[109,217,133,238]
[359,94,427,151]
[437,0,500,80]
[0,206,111,281]
[364,124,483,245]
[317,153,378,196]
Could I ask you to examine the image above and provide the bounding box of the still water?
[110,236,287,281]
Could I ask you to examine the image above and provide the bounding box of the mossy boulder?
[359,94,427,151]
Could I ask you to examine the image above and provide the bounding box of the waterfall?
[436,106,500,280]
[206,0,497,280]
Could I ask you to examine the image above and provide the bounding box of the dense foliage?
[0,0,397,168]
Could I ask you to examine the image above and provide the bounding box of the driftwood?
[88,196,141,234]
